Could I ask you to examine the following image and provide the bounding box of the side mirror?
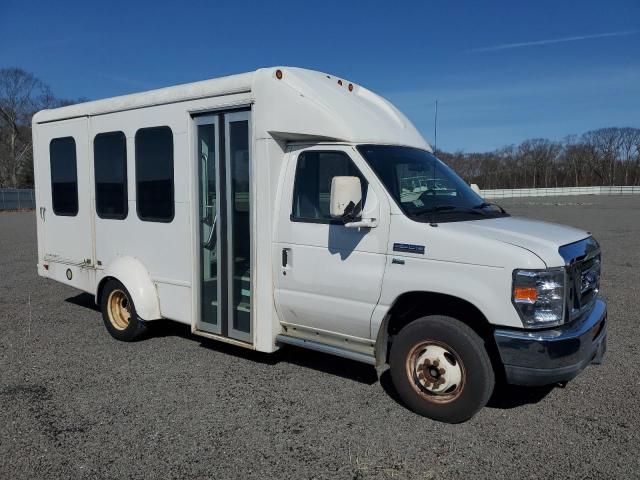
[330,176,362,221]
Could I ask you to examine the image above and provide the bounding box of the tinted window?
[291,151,367,222]
[94,131,128,219]
[135,126,174,222]
[50,137,78,216]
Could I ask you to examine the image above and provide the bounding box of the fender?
[97,256,161,321]
[372,290,496,367]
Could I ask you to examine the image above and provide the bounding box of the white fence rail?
[1,186,638,210]
[0,188,35,210]
[481,186,640,199]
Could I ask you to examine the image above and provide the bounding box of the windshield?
[357,145,508,223]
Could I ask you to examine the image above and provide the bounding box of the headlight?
[512,268,566,328]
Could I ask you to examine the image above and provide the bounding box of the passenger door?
[274,145,389,340]
[36,118,94,282]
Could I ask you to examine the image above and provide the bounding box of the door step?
[276,334,376,365]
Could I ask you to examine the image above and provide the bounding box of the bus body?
[33,67,606,422]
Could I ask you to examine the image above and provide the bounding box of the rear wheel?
[100,279,148,341]
[389,315,494,423]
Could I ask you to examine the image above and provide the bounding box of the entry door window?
[226,115,251,339]
[198,122,219,330]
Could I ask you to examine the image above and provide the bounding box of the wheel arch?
[374,291,502,377]
[96,256,161,321]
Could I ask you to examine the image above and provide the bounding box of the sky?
[1,0,638,152]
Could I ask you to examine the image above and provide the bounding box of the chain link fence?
[0,188,36,210]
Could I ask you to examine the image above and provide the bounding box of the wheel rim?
[406,340,465,404]
[107,289,131,331]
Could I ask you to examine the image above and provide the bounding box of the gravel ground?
[1,196,639,479]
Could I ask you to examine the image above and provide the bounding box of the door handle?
[282,248,291,268]
[345,217,377,228]
[39,207,46,221]
[202,215,217,250]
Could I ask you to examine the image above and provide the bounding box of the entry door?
[195,111,252,343]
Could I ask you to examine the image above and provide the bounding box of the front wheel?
[389,315,495,423]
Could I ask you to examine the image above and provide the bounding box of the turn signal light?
[513,286,537,303]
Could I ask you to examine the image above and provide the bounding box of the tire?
[389,315,494,423]
[100,279,148,342]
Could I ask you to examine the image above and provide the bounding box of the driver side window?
[291,150,367,223]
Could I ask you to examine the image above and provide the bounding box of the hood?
[444,216,590,267]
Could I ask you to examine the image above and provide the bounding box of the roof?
[32,67,430,150]
[32,71,254,124]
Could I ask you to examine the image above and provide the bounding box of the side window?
[135,126,174,222]
[50,137,78,216]
[291,150,367,222]
[94,131,128,219]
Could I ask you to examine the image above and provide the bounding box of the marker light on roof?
[337,79,343,86]
[348,83,354,92]
[275,69,283,80]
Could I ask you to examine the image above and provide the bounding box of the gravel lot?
[1,196,639,479]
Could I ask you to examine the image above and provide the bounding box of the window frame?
[289,149,368,225]
[49,136,79,217]
[94,130,128,220]
[134,125,175,223]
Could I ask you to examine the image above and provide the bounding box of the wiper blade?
[473,202,507,214]
[414,205,486,216]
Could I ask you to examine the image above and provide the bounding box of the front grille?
[560,238,601,322]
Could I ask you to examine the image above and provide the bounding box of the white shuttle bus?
[33,67,606,422]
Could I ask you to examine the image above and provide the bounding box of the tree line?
[438,128,640,190]
[1,67,639,189]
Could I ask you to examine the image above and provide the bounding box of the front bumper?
[494,299,607,386]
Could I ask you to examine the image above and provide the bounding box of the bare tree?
[517,139,561,188]
[617,127,640,185]
[0,68,78,188]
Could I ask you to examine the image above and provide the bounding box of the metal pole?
[18,189,21,210]
[434,100,438,153]
[1,189,4,211]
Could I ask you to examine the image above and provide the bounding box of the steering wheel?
[417,189,437,203]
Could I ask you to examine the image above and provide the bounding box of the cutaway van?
[33,67,607,422]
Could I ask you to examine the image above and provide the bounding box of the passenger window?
[49,137,78,216]
[94,131,128,219]
[291,151,367,222]
[135,126,174,222]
